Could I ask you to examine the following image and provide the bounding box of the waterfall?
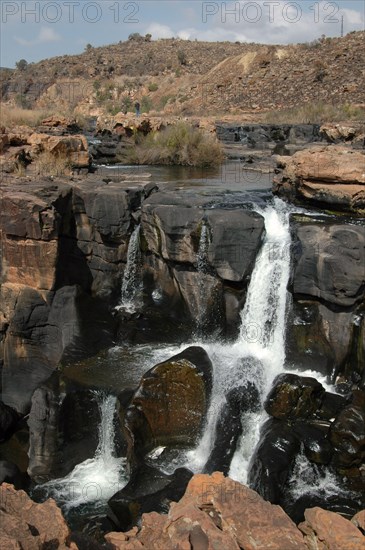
[185,198,292,478]
[196,222,211,333]
[41,394,127,511]
[116,225,142,313]
[237,198,291,387]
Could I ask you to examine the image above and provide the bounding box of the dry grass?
[123,122,224,167]
[34,150,72,176]
[262,102,365,124]
[0,105,53,128]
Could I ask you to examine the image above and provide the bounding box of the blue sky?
[1,1,364,68]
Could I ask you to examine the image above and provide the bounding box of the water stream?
[116,225,142,314]
[40,394,127,512]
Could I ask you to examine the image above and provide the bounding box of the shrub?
[177,50,187,65]
[141,95,153,113]
[148,82,158,92]
[15,59,28,71]
[123,122,224,167]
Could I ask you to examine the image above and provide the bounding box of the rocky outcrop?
[0,176,151,413]
[123,346,212,469]
[106,472,309,549]
[299,507,365,550]
[274,146,365,213]
[0,125,90,173]
[249,374,365,513]
[0,482,72,549]
[141,190,265,335]
[320,122,365,147]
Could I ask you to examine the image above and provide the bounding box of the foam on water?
[41,394,127,511]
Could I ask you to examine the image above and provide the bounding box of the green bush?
[148,82,158,92]
[123,122,224,167]
[141,95,153,113]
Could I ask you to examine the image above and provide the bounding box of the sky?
[1,0,364,68]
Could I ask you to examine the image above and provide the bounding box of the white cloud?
[145,23,175,39]
[173,1,364,44]
[15,26,60,46]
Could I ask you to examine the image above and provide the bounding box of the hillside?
[1,31,364,118]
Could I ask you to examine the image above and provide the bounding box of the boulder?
[248,418,301,503]
[124,346,213,467]
[106,472,307,549]
[329,392,365,468]
[273,145,365,213]
[0,483,70,548]
[264,373,325,420]
[299,506,365,550]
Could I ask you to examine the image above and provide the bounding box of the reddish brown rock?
[0,483,71,548]
[352,510,365,532]
[274,146,365,213]
[299,506,365,550]
[106,472,307,550]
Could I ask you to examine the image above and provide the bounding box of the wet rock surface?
[123,346,212,468]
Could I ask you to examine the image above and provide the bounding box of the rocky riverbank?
[1,475,364,550]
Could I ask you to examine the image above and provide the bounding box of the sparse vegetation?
[148,82,159,92]
[122,122,224,167]
[0,105,51,127]
[262,102,365,124]
[34,150,72,177]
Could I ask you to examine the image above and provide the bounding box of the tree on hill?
[15,59,28,71]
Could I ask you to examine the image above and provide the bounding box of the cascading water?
[184,197,292,479]
[116,225,142,314]
[40,394,127,512]
[196,222,211,333]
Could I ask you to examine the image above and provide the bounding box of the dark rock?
[265,373,325,420]
[248,418,301,503]
[292,223,365,307]
[292,421,333,465]
[108,465,193,531]
[204,382,260,474]
[27,385,59,481]
[205,210,265,282]
[286,493,361,525]
[329,394,365,468]
[316,391,351,421]
[2,285,115,414]
[124,346,213,468]
[0,460,29,489]
[0,401,19,442]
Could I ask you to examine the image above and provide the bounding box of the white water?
[288,450,356,502]
[116,225,142,313]
[196,222,211,331]
[184,198,293,480]
[41,394,127,511]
